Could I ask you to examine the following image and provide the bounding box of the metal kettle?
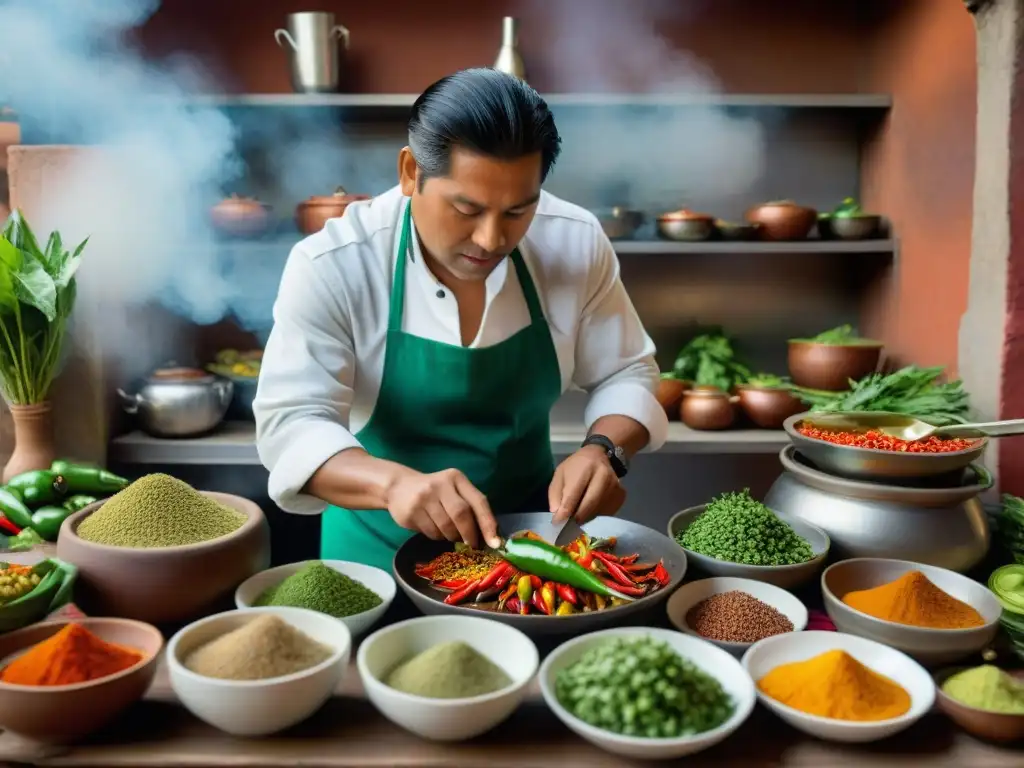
[117,366,233,438]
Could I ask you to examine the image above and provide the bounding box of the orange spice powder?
[842,571,984,630]
[0,623,143,686]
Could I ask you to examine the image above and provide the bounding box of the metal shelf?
[109,421,789,466]
[612,239,896,255]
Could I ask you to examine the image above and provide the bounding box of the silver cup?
[274,12,350,93]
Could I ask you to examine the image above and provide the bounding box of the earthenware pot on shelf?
[3,401,56,482]
[680,389,738,430]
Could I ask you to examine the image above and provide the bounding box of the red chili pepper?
[531,590,550,615]
[477,561,510,591]
[577,548,593,569]
[601,578,646,597]
[556,583,578,605]
[494,566,516,590]
[435,578,470,590]
[443,578,482,605]
[505,596,522,613]
[617,553,639,565]
[529,574,542,590]
[498,580,519,602]
[592,551,637,587]
[797,425,976,454]
[414,564,436,578]
[0,515,20,535]
[622,562,657,573]
[652,562,670,586]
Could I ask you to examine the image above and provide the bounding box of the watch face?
[613,445,628,467]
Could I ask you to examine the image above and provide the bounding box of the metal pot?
[274,12,350,94]
[295,187,371,235]
[117,367,233,438]
[818,214,882,240]
[210,195,271,238]
[679,389,739,430]
[594,207,644,240]
[715,220,761,241]
[656,208,715,242]
[746,201,817,241]
[764,446,991,573]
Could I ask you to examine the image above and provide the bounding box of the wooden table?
[0,657,1018,768]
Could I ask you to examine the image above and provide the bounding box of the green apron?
[320,201,563,571]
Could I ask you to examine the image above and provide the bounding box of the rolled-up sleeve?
[573,226,669,452]
[254,248,362,514]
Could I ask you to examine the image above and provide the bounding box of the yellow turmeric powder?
[842,571,984,629]
[757,649,911,721]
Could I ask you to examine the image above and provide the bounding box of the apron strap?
[509,250,546,325]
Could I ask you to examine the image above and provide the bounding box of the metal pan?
[393,512,687,636]
[783,412,988,482]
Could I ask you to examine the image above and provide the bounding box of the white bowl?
[235,559,396,637]
[539,627,756,760]
[357,615,538,742]
[167,606,351,736]
[821,558,1002,666]
[741,631,935,743]
[666,577,809,657]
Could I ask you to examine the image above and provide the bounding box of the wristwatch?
[582,434,629,478]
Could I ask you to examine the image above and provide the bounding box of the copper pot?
[787,340,883,391]
[679,389,739,431]
[656,207,715,241]
[656,378,690,419]
[296,186,371,235]
[211,195,271,238]
[736,386,805,429]
[745,200,817,241]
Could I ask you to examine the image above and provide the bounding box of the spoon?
[878,417,1024,441]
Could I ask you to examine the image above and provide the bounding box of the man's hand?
[548,445,626,524]
[386,468,501,549]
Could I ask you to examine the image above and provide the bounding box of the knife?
[505,515,586,548]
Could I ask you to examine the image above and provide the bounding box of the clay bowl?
[657,377,690,419]
[210,195,271,238]
[746,201,817,241]
[680,389,739,430]
[656,208,715,241]
[736,386,805,429]
[0,617,163,744]
[819,215,882,241]
[57,493,271,625]
[295,187,371,235]
[787,340,883,391]
[934,668,1024,742]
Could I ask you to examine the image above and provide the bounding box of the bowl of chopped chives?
[235,560,395,637]
[357,614,539,742]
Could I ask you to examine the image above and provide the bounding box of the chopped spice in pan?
[797,426,977,453]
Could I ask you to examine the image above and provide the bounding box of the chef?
[254,68,668,571]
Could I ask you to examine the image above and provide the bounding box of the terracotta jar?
[788,340,883,391]
[656,378,690,419]
[679,389,739,431]
[736,386,805,429]
[745,200,817,241]
[295,187,371,235]
[3,401,56,482]
[210,195,271,238]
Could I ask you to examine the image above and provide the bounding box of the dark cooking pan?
[393,512,688,636]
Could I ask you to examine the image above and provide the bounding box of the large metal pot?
[117,367,233,438]
[764,446,991,573]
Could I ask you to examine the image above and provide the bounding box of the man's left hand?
[548,445,626,524]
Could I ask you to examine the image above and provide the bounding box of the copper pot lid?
[300,186,371,206]
[149,366,214,382]
[658,207,713,222]
[213,194,269,213]
[750,199,811,212]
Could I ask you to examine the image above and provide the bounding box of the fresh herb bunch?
[0,210,87,405]
[791,324,879,346]
[669,331,751,392]
[745,372,789,389]
[680,489,814,566]
[788,365,970,426]
[554,636,734,738]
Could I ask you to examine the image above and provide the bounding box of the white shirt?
[254,185,668,514]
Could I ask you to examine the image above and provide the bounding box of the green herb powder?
[555,636,734,738]
[679,489,813,565]
[942,665,1024,714]
[384,641,511,699]
[76,473,245,548]
[255,562,382,618]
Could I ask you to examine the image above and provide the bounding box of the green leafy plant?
[669,330,751,392]
[0,210,87,405]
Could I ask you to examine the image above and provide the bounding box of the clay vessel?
[736,386,805,429]
[295,187,371,235]
[656,378,690,419]
[679,389,739,431]
[746,201,817,241]
[788,340,882,391]
[656,207,715,241]
[3,401,56,482]
[211,195,271,238]
[57,492,271,624]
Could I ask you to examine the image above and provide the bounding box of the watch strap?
[582,434,628,478]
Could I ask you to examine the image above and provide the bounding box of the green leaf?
[0,237,21,312]
[42,231,65,279]
[3,210,43,261]
[12,254,57,322]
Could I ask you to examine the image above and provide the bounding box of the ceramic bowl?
[667,505,830,589]
[934,668,1024,742]
[741,630,935,743]
[0,617,163,744]
[666,577,808,657]
[235,560,396,637]
[821,558,1002,666]
[167,606,350,737]
[357,615,538,742]
[57,492,271,624]
[540,626,756,759]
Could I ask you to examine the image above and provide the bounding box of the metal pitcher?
[274,12,350,93]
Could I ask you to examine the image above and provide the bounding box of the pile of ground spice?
[686,590,794,643]
[757,649,911,721]
[183,614,334,681]
[255,562,382,618]
[942,665,1024,714]
[1,623,142,686]
[77,473,246,548]
[384,641,511,699]
[797,426,976,454]
[842,571,985,629]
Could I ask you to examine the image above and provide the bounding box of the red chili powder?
[797,426,976,453]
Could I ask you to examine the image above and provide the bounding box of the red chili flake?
[796,426,977,454]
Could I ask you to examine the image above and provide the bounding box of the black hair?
[408,68,562,188]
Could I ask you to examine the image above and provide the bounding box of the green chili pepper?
[29,505,72,542]
[499,537,635,601]
[63,494,98,512]
[50,460,129,495]
[0,487,32,530]
[7,470,67,507]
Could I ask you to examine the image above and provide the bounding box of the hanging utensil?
[274,12,350,94]
[878,417,1024,441]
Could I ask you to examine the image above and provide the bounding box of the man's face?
[399,146,542,282]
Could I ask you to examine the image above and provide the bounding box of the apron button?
[436,289,446,299]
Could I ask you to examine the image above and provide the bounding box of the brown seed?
[686,590,794,643]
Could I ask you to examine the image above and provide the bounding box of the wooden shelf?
[108,421,789,466]
[612,239,896,254]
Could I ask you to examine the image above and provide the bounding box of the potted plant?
[0,210,87,481]
[787,325,883,392]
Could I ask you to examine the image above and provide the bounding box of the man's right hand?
[386,468,501,550]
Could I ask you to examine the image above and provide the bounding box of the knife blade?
[504,516,586,547]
